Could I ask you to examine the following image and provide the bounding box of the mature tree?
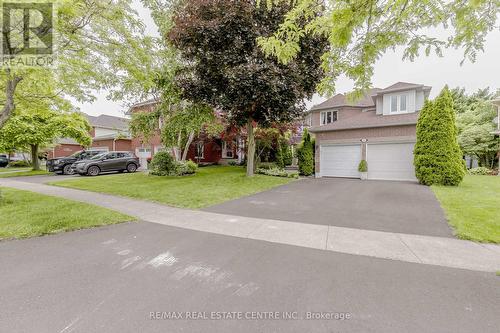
[130,100,222,161]
[451,88,500,168]
[0,109,91,170]
[0,0,156,129]
[168,0,327,176]
[259,0,500,95]
[414,87,465,186]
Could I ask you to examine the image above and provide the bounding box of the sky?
[76,1,500,118]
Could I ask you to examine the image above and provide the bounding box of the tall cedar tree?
[168,0,326,176]
[414,87,466,186]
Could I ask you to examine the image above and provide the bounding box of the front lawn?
[0,188,134,240]
[50,166,294,209]
[0,167,30,173]
[432,176,500,243]
[0,170,49,178]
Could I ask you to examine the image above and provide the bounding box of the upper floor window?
[320,110,338,125]
[390,94,408,113]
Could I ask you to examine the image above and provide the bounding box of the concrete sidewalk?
[1,178,499,272]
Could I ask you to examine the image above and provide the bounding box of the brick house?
[307,82,431,181]
[128,99,244,168]
[47,114,132,158]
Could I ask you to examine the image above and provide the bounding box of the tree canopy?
[0,0,158,130]
[259,0,500,96]
[451,87,500,168]
[168,0,327,175]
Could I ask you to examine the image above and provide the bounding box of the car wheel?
[63,164,74,175]
[87,166,100,176]
[126,163,137,173]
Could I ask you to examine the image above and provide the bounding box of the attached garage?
[320,144,362,178]
[367,142,417,181]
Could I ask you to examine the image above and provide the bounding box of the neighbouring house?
[127,100,245,168]
[307,82,431,181]
[47,114,132,159]
[491,98,500,174]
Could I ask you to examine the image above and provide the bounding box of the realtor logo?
[1,1,55,67]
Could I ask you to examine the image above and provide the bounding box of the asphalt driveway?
[1,222,498,333]
[204,178,453,237]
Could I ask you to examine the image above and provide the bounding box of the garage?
[367,142,417,181]
[320,144,362,178]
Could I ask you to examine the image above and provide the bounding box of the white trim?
[320,110,338,125]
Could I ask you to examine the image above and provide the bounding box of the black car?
[72,151,140,176]
[0,154,8,168]
[47,150,104,175]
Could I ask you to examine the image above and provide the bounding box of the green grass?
[0,188,134,240]
[432,175,500,243]
[0,167,30,173]
[0,170,49,178]
[50,166,295,209]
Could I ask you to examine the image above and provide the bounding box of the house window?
[195,143,204,159]
[222,141,234,159]
[390,94,409,114]
[320,110,338,125]
[400,94,407,111]
[391,96,398,113]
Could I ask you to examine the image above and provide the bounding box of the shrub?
[258,162,278,170]
[298,129,314,176]
[256,167,299,179]
[414,87,466,186]
[8,160,31,168]
[358,160,368,172]
[184,160,198,174]
[149,152,179,176]
[468,167,491,175]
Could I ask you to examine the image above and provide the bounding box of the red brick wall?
[47,144,83,159]
[187,140,222,163]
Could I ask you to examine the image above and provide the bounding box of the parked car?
[72,151,140,176]
[0,154,8,168]
[47,150,104,175]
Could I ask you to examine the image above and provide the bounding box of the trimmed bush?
[297,129,314,176]
[256,167,299,179]
[149,151,177,176]
[358,160,368,172]
[150,152,198,176]
[184,160,198,174]
[468,167,491,175]
[414,87,466,186]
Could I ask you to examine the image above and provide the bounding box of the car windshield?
[69,151,84,158]
[89,153,107,160]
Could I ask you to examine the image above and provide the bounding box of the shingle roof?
[373,82,431,95]
[309,111,420,132]
[310,89,382,111]
[85,114,130,130]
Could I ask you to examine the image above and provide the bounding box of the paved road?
[0,222,498,333]
[205,178,452,237]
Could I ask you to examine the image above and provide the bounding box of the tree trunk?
[0,75,23,130]
[182,131,195,162]
[31,144,40,171]
[246,118,256,177]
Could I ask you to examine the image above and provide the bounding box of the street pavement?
[1,222,499,333]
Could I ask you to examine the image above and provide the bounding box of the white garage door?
[367,142,417,181]
[320,144,362,178]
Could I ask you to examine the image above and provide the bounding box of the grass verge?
[50,166,294,209]
[0,188,134,240]
[432,175,500,243]
[0,170,49,178]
